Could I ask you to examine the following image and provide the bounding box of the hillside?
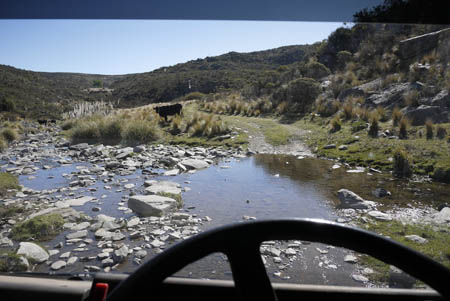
[0,44,317,119]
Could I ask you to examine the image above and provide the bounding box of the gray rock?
[432,207,450,224]
[69,143,89,151]
[135,250,147,259]
[113,245,129,263]
[337,189,375,209]
[179,159,209,170]
[94,228,113,240]
[67,256,78,265]
[145,181,181,195]
[323,144,336,149]
[72,222,91,231]
[172,213,190,220]
[66,230,88,240]
[128,195,178,217]
[163,169,179,176]
[352,274,369,283]
[372,188,391,198]
[63,196,96,207]
[112,232,126,241]
[368,211,392,221]
[51,260,66,270]
[102,258,115,267]
[127,217,140,228]
[405,235,428,244]
[404,105,448,126]
[0,237,13,247]
[60,252,71,259]
[430,90,450,108]
[344,255,358,263]
[17,242,49,263]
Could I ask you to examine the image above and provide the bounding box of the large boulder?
[430,90,450,108]
[337,189,375,209]
[180,159,209,170]
[404,105,449,125]
[145,181,181,195]
[128,195,178,217]
[16,242,49,263]
[366,83,412,108]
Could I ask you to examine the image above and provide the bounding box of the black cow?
[154,103,182,121]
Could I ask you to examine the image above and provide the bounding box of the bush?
[316,98,340,117]
[11,214,64,241]
[0,97,16,112]
[0,128,19,142]
[185,92,205,101]
[70,121,101,143]
[392,106,403,127]
[98,117,123,144]
[275,78,321,113]
[399,117,409,139]
[330,116,341,133]
[336,51,353,70]
[122,120,159,146]
[169,115,183,135]
[436,125,447,140]
[61,119,76,131]
[431,162,450,183]
[303,61,331,79]
[425,119,434,139]
[393,148,412,177]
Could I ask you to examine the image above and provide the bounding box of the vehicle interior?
[0,1,449,300]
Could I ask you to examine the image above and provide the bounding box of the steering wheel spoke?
[226,243,277,301]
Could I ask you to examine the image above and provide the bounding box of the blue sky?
[0,20,344,75]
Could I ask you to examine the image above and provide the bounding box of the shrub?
[70,121,100,143]
[393,148,412,177]
[316,99,339,117]
[399,117,410,139]
[392,106,403,127]
[425,119,434,139]
[368,113,379,138]
[330,116,341,133]
[0,128,19,142]
[11,214,64,241]
[98,117,123,144]
[357,107,370,122]
[0,97,16,112]
[436,125,447,140]
[275,101,288,115]
[303,61,331,79]
[431,162,450,183]
[122,120,159,146]
[336,51,353,70]
[277,78,320,113]
[61,119,76,131]
[185,92,205,100]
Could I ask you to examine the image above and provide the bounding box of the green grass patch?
[0,205,24,219]
[0,172,20,196]
[0,252,28,272]
[358,218,450,284]
[263,124,291,146]
[157,192,183,208]
[11,214,64,241]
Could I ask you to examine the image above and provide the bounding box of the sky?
[0,20,344,75]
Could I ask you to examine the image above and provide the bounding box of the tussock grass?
[0,136,7,152]
[0,127,19,142]
[392,106,403,127]
[425,119,434,140]
[121,119,160,146]
[330,116,341,133]
[399,117,410,139]
[0,172,20,195]
[436,125,447,140]
[11,214,64,241]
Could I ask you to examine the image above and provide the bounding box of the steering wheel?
[107,219,450,300]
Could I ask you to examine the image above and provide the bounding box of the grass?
[0,127,19,142]
[0,172,20,196]
[0,205,23,219]
[157,192,183,208]
[294,115,450,178]
[357,218,450,285]
[11,214,64,241]
[263,124,291,146]
[0,252,28,272]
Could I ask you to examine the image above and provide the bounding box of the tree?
[93,80,103,88]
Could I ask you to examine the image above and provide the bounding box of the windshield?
[0,18,449,290]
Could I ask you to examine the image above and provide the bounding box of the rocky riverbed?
[1,123,449,288]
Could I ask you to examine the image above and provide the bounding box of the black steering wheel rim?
[107,218,450,300]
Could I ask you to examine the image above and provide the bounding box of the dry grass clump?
[376,106,388,122]
[0,128,19,142]
[436,125,447,140]
[330,116,341,133]
[187,113,229,138]
[341,101,356,120]
[392,106,403,127]
[63,100,114,119]
[169,115,183,135]
[0,137,7,152]
[368,112,380,138]
[425,119,434,140]
[121,119,160,146]
[399,117,410,139]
